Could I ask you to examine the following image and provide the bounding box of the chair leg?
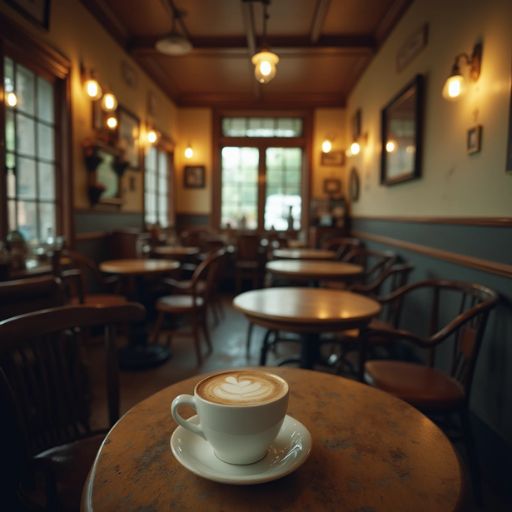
[459,409,483,507]
[151,311,165,344]
[246,322,254,357]
[259,329,275,365]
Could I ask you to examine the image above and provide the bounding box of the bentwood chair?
[152,249,226,364]
[362,279,498,504]
[323,236,364,261]
[234,233,265,292]
[0,303,145,511]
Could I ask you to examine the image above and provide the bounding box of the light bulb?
[85,78,102,100]
[321,139,332,153]
[350,141,361,155]
[101,92,118,112]
[147,129,159,144]
[184,146,193,159]
[106,115,118,129]
[442,74,466,100]
[6,92,17,107]
[386,140,397,153]
[252,50,279,84]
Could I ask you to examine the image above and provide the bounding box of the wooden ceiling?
[82,0,412,108]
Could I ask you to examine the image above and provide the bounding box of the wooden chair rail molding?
[352,231,512,280]
[352,215,512,227]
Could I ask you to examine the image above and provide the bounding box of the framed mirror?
[380,74,424,185]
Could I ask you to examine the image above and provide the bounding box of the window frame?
[0,13,72,243]
[212,109,313,233]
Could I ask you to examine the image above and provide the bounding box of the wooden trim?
[353,230,512,279]
[310,0,331,43]
[75,231,109,241]
[374,0,414,45]
[0,37,7,238]
[352,215,512,227]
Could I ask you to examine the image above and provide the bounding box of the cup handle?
[171,394,206,440]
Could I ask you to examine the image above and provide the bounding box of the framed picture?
[352,109,362,139]
[323,178,342,196]
[381,74,424,186]
[321,150,345,166]
[396,24,429,72]
[349,167,360,202]
[184,165,206,188]
[467,125,482,155]
[5,0,51,29]
[118,107,141,169]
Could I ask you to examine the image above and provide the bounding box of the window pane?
[158,196,168,227]
[39,162,55,200]
[17,113,36,156]
[17,200,37,241]
[37,76,54,124]
[16,64,35,115]
[221,117,302,138]
[4,57,14,92]
[17,157,37,199]
[8,200,16,232]
[38,122,55,161]
[39,202,55,241]
[6,111,15,152]
[7,167,15,198]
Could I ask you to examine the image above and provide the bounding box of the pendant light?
[155,3,192,56]
[251,1,279,84]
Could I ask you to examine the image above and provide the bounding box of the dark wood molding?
[75,231,109,241]
[352,230,512,279]
[352,215,512,227]
[241,1,256,56]
[79,0,129,48]
[374,0,414,45]
[310,0,331,43]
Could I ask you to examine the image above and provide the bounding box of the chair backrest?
[324,237,364,260]
[344,247,397,283]
[349,263,414,299]
[191,249,227,300]
[380,280,498,399]
[0,275,65,321]
[0,303,145,458]
[236,233,262,262]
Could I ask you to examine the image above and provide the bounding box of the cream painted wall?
[0,0,178,212]
[175,108,212,214]
[346,0,512,217]
[312,109,346,199]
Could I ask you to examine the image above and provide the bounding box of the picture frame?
[118,106,141,169]
[184,165,206,188]
[467,125,482,155]
[381,74,424,186]
[352,109,362,139]
[396,24,429,72]
[5,0,51,29]
[349,167,360,202]
[323,178,342,196]
[321,150,345,166]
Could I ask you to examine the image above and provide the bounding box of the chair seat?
[34,433,104,511]
[364,360,465,411]
[70,294,127,307]
[156,294,204,312]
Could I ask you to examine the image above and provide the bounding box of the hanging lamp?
[251,1,279,84]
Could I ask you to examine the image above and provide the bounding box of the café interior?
[0,0,511,510]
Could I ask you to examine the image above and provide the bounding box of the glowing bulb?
[106,115,118,129]
[350,141,361,155]
[442,74,466,100]
[252,50,279,84]
[6,92,17,107]
[386,140,397,153]
[101,92,118,112]
[321,139,332,153]
[184,146,193,159]
[147,129,159,144]
[84,79,102,100]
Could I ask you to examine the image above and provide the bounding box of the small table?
[100,259,180,370]
[272,248,336,260]
[266,259,362,284]
[152,246,200,260]
[82,368,463,512]
[233,287,380,368]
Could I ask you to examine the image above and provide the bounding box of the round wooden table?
[272,248,336,260]
[82,368,463,512]
[266,259,362,283]
[152,246,200,259]
[100,259,180,370]
[233,287,380,368]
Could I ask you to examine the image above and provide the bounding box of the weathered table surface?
[272,248,337,260]
[99,258,179,275]
[266,259,363,280]
[152,246,200,258]
[82,368,462,511]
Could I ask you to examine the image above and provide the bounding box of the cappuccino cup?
[171,370,289,465]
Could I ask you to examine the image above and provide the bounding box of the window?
[145,146,173,227]
[3,56,58,242]
[216,114,309,231]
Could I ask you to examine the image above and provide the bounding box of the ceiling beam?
[309,0,331,43]
[374,0,413,45]
[241,1,256,56]
[80,0,129,47]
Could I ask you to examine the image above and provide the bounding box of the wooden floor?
[86,293,508,512]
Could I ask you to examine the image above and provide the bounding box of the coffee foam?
[197,371,287,406]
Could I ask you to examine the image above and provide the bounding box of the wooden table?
[82,368,463,512]
[266,259,362,284]
[233,287,380,368]
[272,248,336,260]
[100,259,179,370]
[152,246,200,259]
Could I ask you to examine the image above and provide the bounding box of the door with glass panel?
[220,146,303,231]
[3,57,58,242]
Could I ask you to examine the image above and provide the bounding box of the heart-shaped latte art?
[219,376,262,396]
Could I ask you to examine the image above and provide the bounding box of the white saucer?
[170,414,311,485]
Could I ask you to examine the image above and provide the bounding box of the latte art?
[197,371,287,406]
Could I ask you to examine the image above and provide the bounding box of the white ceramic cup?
[171,371,289,465]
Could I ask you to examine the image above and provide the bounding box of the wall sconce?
[184,144,194,159]
[5,91,17,107]
[442,42,482,101]
[321,138,333,153]
[146,128,160,145]
[346,134,367,157]
[106,115,118,130]
[84,77,102,100]
[385,140,397,153]
[101,92,118,112]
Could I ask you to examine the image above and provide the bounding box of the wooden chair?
[0,275,65,321]
[0,303,145,511]
[235,233,265,292]
[323,236,364,260]
[362,279,498,504]
[152,249,226,364]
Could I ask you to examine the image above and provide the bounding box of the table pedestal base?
[119,345,171,370]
